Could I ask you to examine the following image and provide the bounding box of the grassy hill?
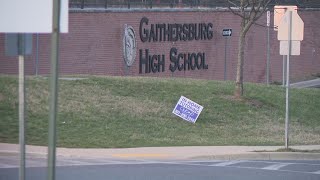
[0,75,319,148]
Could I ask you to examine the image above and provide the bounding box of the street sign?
[0,0,69,33]
[280,41,300,55]
[172,96,203,123]
[222,29,232,37]
[223,28,232,80]
[274,5,297,31]
[267,11,270,27]
[277,11,304,41]
[5,34,33,56]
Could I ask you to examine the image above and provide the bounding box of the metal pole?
[36,34,39,76]
[47,0,61,180]
[283,55,286,87]
[224,37,227,80]
[104,0,108,9]
[18,33,26,180]
[285,11,292,149]
[267,25,270,84]
[266,11,270,85]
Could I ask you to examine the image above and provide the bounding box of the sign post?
[277,9,304,149]
[285,11,292,149]
[266,11,270,85]
[35,34,39,76]
[48,0,62,180]
[222,28,232,80]
[1,1,68,180]
[18,34,26,180]
[4,33,32,180]
[283,55,286,87]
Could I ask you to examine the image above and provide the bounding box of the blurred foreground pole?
[47,0,61,180]
[18,34,26,180]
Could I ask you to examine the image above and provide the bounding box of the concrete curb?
[1,143,320,161]
[192,152,320,161]
[2,150,320,161]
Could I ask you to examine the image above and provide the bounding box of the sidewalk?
[1,143,320,160]
[291,78,320,88]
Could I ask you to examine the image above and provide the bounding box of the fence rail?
[69,0,225,9]
[69,0,320,9]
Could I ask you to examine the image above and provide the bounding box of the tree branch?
[227,0,273,29]
[243,0,273,35]
[227,1,246,19]
[227,0,239,7]
[253,0,272,22]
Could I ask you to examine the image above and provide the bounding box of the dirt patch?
[247,99,264,108]
[222,95,264,108]
[222,95,241,102]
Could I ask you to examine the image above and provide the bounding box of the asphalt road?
[0,154,320,180]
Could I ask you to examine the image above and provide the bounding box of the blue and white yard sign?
[172,96,203,123]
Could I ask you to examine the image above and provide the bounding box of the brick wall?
[0,10,319,83]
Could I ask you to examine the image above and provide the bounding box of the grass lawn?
[0,75,319,148]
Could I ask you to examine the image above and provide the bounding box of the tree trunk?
[234,20,246,99]
[229,0,270,99]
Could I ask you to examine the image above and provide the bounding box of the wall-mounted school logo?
[123,24,137,67]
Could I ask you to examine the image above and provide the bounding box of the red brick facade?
[0,10,319,83]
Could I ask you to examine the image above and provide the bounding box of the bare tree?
[226,0,272,98]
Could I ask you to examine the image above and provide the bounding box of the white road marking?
[58,159,95,165]
[262,163,291,170]
[174,160,224,163]
[313,170,320,174]
[0,163,16,169]
[140,160,225,165]
[55,160,160,167]
[247,160,320,166]
[210,160,245,167]
[227,165,317,175]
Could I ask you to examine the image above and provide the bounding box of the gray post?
[267,25,270,84]
[18,34,26,180]
[285,11,292,149]
[224,37,227,80]
[47,0,61,180]
[266,11,270,85]
[283,55,286,87]
[35,34,39,76]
